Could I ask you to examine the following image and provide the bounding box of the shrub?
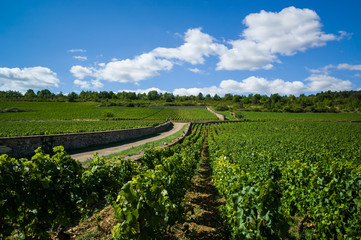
[102,110,114,118]
[216,105,229,111]
[234,111,244,119]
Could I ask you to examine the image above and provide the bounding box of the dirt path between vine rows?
[70,122,187,162]
[166,136,228,240]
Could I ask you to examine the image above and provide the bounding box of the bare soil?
[166,139,228,240]
[51,206,116,240]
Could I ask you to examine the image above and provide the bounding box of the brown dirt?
[50,206,117,240]
[166,139,228,240]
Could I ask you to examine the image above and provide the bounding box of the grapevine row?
[112,124,205,239]
[0,124,204,239]
[208,121,361,239]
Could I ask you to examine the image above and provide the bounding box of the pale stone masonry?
[0,121,172,158]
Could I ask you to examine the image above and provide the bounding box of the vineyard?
[241,111,361,121]
[0,102,217,121]
[0,102,218,137]
[0,120,164,137]
[208,121,361,239]
[1,114,361,238]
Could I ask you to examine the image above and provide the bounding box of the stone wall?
[0,121,172,158]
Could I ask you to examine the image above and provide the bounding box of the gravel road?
[71,122,187,162]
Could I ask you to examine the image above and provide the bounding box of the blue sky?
[0,0,360,96]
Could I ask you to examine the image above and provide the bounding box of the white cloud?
[243,7,337,55]
[173,86,226,96]
[73,56,88,61]
[305,74,354,92]
[118,87,167,94]
[173,74,354,96]
[74,79,103,89]
[217,40,275,70]
[188,68,202,73]
[0,66,59,92]
[220,77,307,95]
[217,6,341,70]
[68,49,86,53]
[152,28,226,65]
[336,63,361,71]
[70,65,94,79]
[100,53,173,83]
[309,63,361,74]
[70,7,343,85]
[70,53,173,85]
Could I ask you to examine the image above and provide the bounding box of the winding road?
[71,122,187,162]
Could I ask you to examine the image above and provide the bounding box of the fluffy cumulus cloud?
[73,79,103,89]
[217,6,340,70]
[100,53,173,83]
[0,66,59,92]
[220,77,307,95]
[305,74,354,92]
[70,65,94,79]
[70,53,173,85]
[174,77,306,96]
[217,40,275,70]
[242,7,337,55]
[70,7,343,88]
[173,75,353,96]
[152,28,226,64]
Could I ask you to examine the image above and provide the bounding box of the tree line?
[1,89,360,113]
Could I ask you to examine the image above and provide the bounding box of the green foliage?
[112,124,204,239]
[234,111,244,119]
[241,111,361,121]
[0,147,136,239]
[215,105,229,111]
[0,120,163,137]
[0,146,84,238]
[0,101,217,124]
[82,154,135,208]
[208,121,361,239]
[102,110,114,118]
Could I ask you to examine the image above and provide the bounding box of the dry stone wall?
[0,121,172,158]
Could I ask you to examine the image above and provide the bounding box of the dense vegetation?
[0,147,136,239]
[1,89,361,113]
[0,120,163,137]
[0,124,204,239]
[1,88,361,238]
[1,120,361,239]
[209,121,361,239]
[0,102,216,121]
[0,102,217,137]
